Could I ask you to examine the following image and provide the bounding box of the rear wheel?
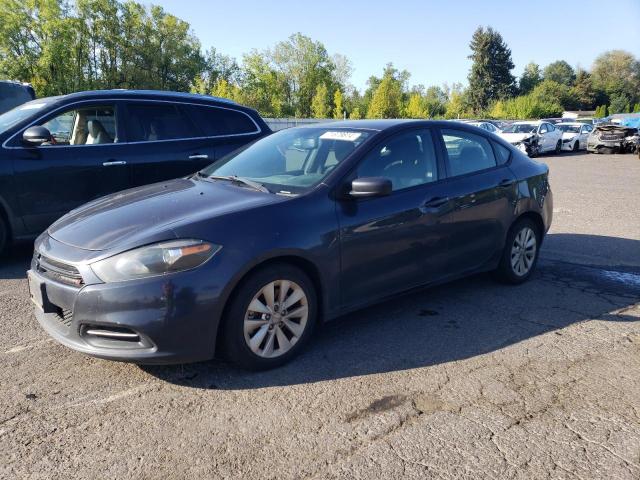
[494,218,541,284]
[221,264,317,370]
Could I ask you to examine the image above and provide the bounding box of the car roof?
[295,119,466,132]
[47,89,239,107]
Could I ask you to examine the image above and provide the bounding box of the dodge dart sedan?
[29,120,552,370]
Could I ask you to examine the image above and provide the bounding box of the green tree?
[519,62,541,94]
[594,105,608,118]
[424,86,447,117]
[405,92,428,118]
[543,60,575,86]
[489,94,562,120]
[349,106,362,120]
[467,26,516,113]
[311,83,330,118]
[571,69,596,109]
[591,50,640,105]
[365,64,405,118]
[531,79,576,110]
[633,103,640,113]
[608,94,630,114]
[333,89,344,119]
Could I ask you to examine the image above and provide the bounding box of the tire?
[494,218,541,285]
[0,216,8,258]
[572,140,579,152]
[555,140,562,154]
[220,264,317,370]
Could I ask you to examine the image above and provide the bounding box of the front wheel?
[555,140,562,154]
[494,218,541,284]
[572,139,580,152]
[221,264,317,370]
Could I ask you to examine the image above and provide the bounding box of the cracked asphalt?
[1,152,639,479]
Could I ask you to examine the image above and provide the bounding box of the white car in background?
[498,121,563,157]
[557,122,593,151]
[467,121,501,134]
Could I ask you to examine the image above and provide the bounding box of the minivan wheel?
[494,218,541,284]
[221,264,317,370]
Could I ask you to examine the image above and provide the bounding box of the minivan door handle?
[103,160,126,166]
[422,196,450,209]
[189,154,209,160]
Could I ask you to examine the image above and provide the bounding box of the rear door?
[9,102,131,233]
[121,101,216,186]
[436,128,517,276]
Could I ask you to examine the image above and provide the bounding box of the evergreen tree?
[405,92,428,118]
[543,60,575,86]
[571,69,596,109]
[467,26,516,113]
[519,63,541,94]
[366,69,403,118]
[333,89,344,119]
[311,83,330,118]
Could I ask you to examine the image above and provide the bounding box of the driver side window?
[40,105,117,146]
[356,129,438,191]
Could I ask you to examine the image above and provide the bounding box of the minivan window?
[441,129,497,176]
[40,105,116,145]
[202,127,371,194]
[187,105,257,136]
[126,103,194,142]
[357,129,438,191]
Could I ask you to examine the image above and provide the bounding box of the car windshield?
[502,124,537,134]
[0,99,53,136]
[557,125,580,133]
[201,127,372,194]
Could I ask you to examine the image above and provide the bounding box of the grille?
[54,307,74,328]
[35,254,84,286]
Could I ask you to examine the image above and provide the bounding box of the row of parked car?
[456,118,640,158]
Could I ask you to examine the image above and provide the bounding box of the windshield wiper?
[206,174,270,193]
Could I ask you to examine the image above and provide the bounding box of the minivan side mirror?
[349,177,392,198]
[22,126,52,146]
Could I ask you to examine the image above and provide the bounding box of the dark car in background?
[0,80,36,115]
[0,90,270,254]
[28,120,552,370]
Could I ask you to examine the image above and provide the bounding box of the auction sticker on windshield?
[320,131,362,141]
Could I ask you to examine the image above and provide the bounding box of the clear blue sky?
[151,0,640,91]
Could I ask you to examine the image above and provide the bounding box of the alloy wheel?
[243,280,309,358]
[510,227,537,277]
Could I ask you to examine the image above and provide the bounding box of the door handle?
[422,196,450,208]
[498,179,515,188]
[189,154,209,160]
[103,160,126,166]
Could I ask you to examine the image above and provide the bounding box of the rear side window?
[492,141,511,164]
[187,105,258,136]
[441,129,497,176]
[126,103,194,142]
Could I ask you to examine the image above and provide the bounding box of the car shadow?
[0,244,34,280]
[143,233,640,390]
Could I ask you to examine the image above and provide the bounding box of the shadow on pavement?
[143,233,640,391]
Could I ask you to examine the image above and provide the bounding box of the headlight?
[91,239,221,283]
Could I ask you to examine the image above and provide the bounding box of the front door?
[337,128,451,309]
[9,102,130,233]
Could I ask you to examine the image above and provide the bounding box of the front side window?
[187,105,258,136]
[356,129,438,191]
[539,124,548,134]
[126,103,194,142]
[39,105,116,146]
[441,129,497,176]
[0,99,53,136]
[202,128,371,194]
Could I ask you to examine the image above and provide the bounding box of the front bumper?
[29,237,228,364]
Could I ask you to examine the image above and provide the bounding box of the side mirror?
[22,126,52,146]
[349,177,392,198]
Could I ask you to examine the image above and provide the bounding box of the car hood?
[498,132,534,143]
[561,132,578,139]
[48,177,284,251]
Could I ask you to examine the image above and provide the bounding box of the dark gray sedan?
[28,120,553,370]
